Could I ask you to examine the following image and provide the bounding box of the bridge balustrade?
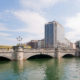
[0,52,13,54]
[24,49,55,53]
[58,49,76,53]
[0,48,13,54]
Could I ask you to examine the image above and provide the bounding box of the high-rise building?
[45,21,65,48]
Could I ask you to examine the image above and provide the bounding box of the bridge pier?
[54,48,62,59]
[13,46,24,61]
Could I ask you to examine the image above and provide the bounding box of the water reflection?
[12,61,24,74]
[44,59,63,80]
[0,61,11,72]
[0,58,80,80]
[23,59,50,80]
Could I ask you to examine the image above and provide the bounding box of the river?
[0,58,80,80]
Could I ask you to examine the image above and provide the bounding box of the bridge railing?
[24,49,55,53]
[24,48,76,53]
[0,52,13,54]
[0,48,76,54]
[0,48,13,53]
[58,49,76,53]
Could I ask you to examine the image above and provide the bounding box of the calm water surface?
[0,58,80,80]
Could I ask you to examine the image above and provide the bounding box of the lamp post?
[16,36,23,47]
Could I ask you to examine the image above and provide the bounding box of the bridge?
[0,46,76,61]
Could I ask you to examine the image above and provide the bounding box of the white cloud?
[65,13,80,42]
[20,0,66,11]
[12,11,47,38]
[0,32,11,37]
[5,37,16,42]
[0,37,17,45]
[0,10,47,44]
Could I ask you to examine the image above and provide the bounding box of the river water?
[0,58,80,80]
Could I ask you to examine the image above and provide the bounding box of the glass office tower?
[45,21,64,48]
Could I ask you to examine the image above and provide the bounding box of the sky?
[0,0,80,45]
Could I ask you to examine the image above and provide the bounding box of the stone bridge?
[0,47,76,60]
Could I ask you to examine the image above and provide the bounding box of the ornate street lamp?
[16,36,23,46]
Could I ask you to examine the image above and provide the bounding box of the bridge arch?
[0,56,11,61]
[0,56,12,61]
[27,54,53,60]
[62,54,74,58]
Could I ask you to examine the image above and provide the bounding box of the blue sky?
[0,0,80,45]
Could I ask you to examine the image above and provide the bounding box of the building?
[27,40,38,49]
[63,38,71,48]
[76,41,80,48]
[22,44,31,48]
[70,42,76,49]
[45,21,65,48]
[38,39,45,49]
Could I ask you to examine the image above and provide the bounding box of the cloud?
[4,37,16,42]
[0,23,8,31]
[0,37,17,45]
[12,10,47,38]
[20,0,66,11]
[0,0,69,45]
[0,32,11,37]
[65,13,80,42]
